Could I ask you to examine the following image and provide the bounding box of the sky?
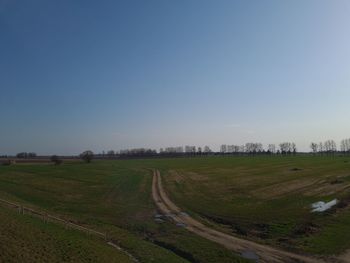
[1,0,350,155]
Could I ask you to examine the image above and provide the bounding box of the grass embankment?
[0,161,247,263]
[0,205,132,263]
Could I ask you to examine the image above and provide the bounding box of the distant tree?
[50,155,62,165]
[318,142,324,154]
[279,142,296,155]
[16,152,37,158]
[340,140,346,153]
[310,143,318,154]
[185,146,196,154]
[245,143,263,154]
[292,143,297,155]
[16,152,26,158]
[80,150,94,163]
[203,146,211,154]
[220,145,227,154]
[340,139,350,154]
[239,145,245,153]
[324,140,337,154]
[268,144,276,154]
[107,150,115,157]
[279,142,290,155]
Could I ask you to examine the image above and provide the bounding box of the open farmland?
[1,156,350,262]
[3,1,349,262]
[155,156,350,258]
[0,160,247,263]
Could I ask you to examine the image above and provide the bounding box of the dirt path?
[152,169,340,263]
[339,251,350,263]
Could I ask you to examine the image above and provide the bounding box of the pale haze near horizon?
[1,0,350,155]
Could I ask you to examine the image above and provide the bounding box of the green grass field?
[0,205,132,263]
[1,155,350,262]
[0,160,247,263]
[155,155,350,255]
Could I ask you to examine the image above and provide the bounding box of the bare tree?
[80,150,94,163]
[16,152,37,158]
[120,148,156,156]
[185,146,196,154]
[291,143,297,155]
[220,145,227,153]
[324,140,337,154]
[310,142,318,154]
[340,139,350,154]
[204,146,212,154]
[268,144,276,154]
[279,142,290,154]
[279,142,296,155]
[245,143,263,154]
[318,142,324,154]
[162,147,183,154]
[239,145,245,153]
[107,150,115,157]
[50,155,62,165]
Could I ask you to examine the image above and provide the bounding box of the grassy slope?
[150,155,350,255]
[0,205,132,263]
[0,161,246,263]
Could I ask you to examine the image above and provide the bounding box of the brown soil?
[338,250,350,262]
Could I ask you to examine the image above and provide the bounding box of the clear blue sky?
[1,0,350,155]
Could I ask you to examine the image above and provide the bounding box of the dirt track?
[152,169,340,263]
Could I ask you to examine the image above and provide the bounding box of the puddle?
[311,199,338,212]
[176,222,187,228]
[165,213,176,219]
[241,250,259,262]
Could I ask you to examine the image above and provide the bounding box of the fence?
[0,198,138,262]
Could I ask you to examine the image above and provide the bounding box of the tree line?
[219,142,297,155]
[16,152,37,158]
[310,138,350,154]
[3,138,349,166]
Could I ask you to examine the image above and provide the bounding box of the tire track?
[152,169,335,263]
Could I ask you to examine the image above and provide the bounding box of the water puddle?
[241,250,259,262]
[311,199,338,212]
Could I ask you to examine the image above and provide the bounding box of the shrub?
[50,155,63,165]
[80,151,94,163]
